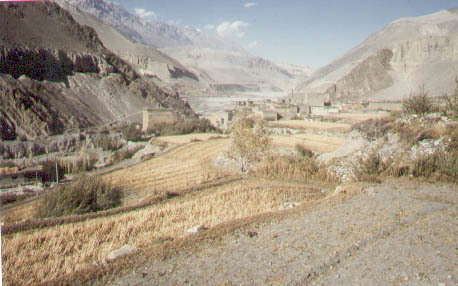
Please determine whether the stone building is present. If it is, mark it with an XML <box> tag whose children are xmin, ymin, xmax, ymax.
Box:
<box><xmin>262</xmin><ymin>110</ymin><xmax>279</xmax><ymax>121</ymax></box>
<box><xmin>142</xmin><ymin>108</ymin><xmax>179</xmax><ymax>131</ymax></box>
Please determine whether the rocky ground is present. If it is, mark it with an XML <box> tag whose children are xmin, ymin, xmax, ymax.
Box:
<box><xmin>107</xmin><ymin>180</ymin><xmax>457</xmax><ymax>286</ymax></box>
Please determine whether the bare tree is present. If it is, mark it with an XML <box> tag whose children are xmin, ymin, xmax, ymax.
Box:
<box><xmin>229</xmin><ymin>118</ymin><xmax>271</xmax><ymax>172</ymax></box>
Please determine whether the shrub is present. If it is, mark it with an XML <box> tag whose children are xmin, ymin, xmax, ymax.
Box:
<box><xmin>121</xmin><ymin>124</ymin><xmax>143</xmax><ymax>142</ymax></box>
<box><xmin>445</xmin><ymin>124</ymin><xmax>458</xmax><ymax>151</ymax></box>
<box><xmin>59</xmin><ymin>147</ymin><xmax>97</xmax><ymax>174</ymax></box>
<box><xmin>36</xmin><ymin>175</ymin><xmax>122</xmax><ymax>218</ymax></box>
<box><xmin>444</xmin><ymin>81</ymin><xmax>458</xmax><ymax>119</ymax></box>
<box><xmin>355</xmin><ymin>151</ymin><xmax>390</xmax><ymax>182</ymax></box>
<box><xmin>112</xmin><ymin>147</ymin><xmax>139</xmax><ymax>162</ymax></box>
<box><xmin>1</xmin><ymin>193</ymin><xmax>30</xmax><ymax>205</ymax></box>
<box><xmin>411</xmin><ymin>151</ymin><xmax>458</xmax><ymax>182</ymax></box>
<box><xmin>295</xmin><ymin>144</ymin><xmax>314</xmax><ymax>158</ymax></box>
<box><xmin>351</xmin><ymin>118</ymin><xmax>394</xmax><ymax>140</ymax></box>
<box><xmin>150</xmin><ymin>119</ymin><xmax>221</xmax><ymax>136</ymax></box>
<box><xmin>402</xmin><ymin>87</ymin><xmax>435</xmax><ymax>115</ymax></box>
<box><xmin>94</xmin><ymin>136</ymin><xmax>122</xmax><ymax>151</ymax></box>
<box><xmin>255</xmin><ymin>155</ymin><xmax>318</xmax><ymax>182</ymax></box>
<box><xmin>41</xmin><ymin>159</ymin><xmax>66</xmax><ymax>183</ymax></box>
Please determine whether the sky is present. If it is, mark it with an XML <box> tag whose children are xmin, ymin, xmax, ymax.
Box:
<box><xmin>116</xmin><ymin>0</ymin><xmax>458</xmax><ymax>68</ymax></box>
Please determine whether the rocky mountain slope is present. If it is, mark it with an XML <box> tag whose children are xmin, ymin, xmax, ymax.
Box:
<box><xmin>299</xmin><ymin>8</ymin><xmax>458</xmax><ymax>102</ymax></box>
<box><xmin>0</xmin><ymin>1</ymin><xmax>193</xmax><ymax>140</ymax></box>
<box><xmin>53</xmin><ymin>0</ymin><xmax>199</xmax><ymax>87</ymax></box>
<box><xmin>59</xmin><ymin>0</ymin><xmax>310</xmax><ymax>92</ymax></box>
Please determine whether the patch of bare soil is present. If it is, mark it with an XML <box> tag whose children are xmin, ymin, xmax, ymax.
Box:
<box><xmin>108</xmin><ymin>180</ymin><xmax>457</xmax><ymax>286</ymax></box>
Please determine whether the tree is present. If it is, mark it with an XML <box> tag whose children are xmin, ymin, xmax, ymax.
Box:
<box><xmin>444</xmin><ymin>81</ymin><xmax>458</xmax><ymax>119</ymax></box>
<box><xmin>229</xmin><ymin>118</ymin><xmax>271</xmax><ymax>172</ymax></box>
<box><xmin>402</xmin><ymin>86</ymin><xmax>435</xmax><ymax>115</ymax></box>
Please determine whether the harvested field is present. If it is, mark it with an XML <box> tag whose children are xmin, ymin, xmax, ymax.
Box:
<box><xmin>269</xmin><ymin>120</ymin><xmax>351</xmax><ymax>133</ymax></box>
<box><xmin>326</xmin><ymin>112</ymin><xmax>389</xmax><ymax>123</ymax></box>
<box><xmin>155</xmin><ymin>133</ymin><xmax>228</xmax><ymax>144</ymax></box>
<box><xmin>107</xmin><ymin>139</ymin><xmax>230</xmax><ymax>205</ymax></box>
<box><xmin>271</xmin><ymin>134</ymin><xmax>346</xmax><ymax>153</ymax></box>
<box><xmin>108</xmin><ymin>180</ymin><xmax>458</xmax><ymax>286</ymax></box>
<box><xmin>1</xmin><ymin>178</ymin><xmax>323</xmax><ymax>286</ymax></box>
<box><xmin>1</xmin><ymin>199</ymin><xmax>39</xmax><ymax>224</ymax></box>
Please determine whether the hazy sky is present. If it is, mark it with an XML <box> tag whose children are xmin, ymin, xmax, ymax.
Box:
<box><xmin>116</xmin><ymin>0</ymin><xmax>458</xmax><ymax>68</ymax></box>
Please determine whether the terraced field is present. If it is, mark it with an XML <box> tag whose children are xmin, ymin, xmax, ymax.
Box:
<box><xmin>2</xmin><ymin>175</ymin><xmax>323</xmax><ymax>285</ymax></box>
<box><xmin>1</xmin><ymin>128</ymin><xmax>345</xmax><ymax>286</ymax></box>
<box><xmin>107</xmin><ymin>139</ymin><xmax>230</xmax><ymax>205</ymax></box>
<box><xmin>269</xmin><ymin>120</ymin><xmax>351</xmax><ymax>132</ymax></box>
<box><xmin>271</xmin><ymin>134</ymin><xmax>346</xmax><ymax>153</ymax></box>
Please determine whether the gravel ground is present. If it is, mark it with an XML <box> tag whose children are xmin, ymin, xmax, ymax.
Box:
<box><xmin>109</xmin><ymin>180</ymin><xmax>457</xmax><ymax>286</ymax></box>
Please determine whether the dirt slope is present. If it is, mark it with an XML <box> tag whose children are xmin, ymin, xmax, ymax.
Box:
<box><xmin>109</xmin><ymin>180</ymin><xmax>457</xmax><ymax>286</ymax></box>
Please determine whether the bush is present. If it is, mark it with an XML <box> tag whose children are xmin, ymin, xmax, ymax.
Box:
<box><xmin>36</xmin><ymin>175</ymin><xmax>122</xmax><ymax>218</ymax></box>
<box><xmin>402</xmin><ymin>87</ymin><xmax>435</xmax><ymax>115</ymax></box>
<box><xmin>121</xmin><ymin>124</ymin><xmax>143</xmax><ymax>142</ymax></box>
<box><xmin>94</xmin><ymin>136</ymin><xmax>122</xmax><ymax>151</ymax></box>
<box><xmin>59</xmin><ymin>147</ymin><xmax>97</xmax><ymax>174</ymax></box>
<box><xmin>42</xmin><ymin>160</ymin><xmax>66</xmax><ymax>183</ymax></box>
<box><xmin>295</xmin><ymin>144</ymin><xmax>314</xmax><ymax>158</ymax></box>
<box><xmin>351</xmin><ymin>118</ymin><xmax>394</xmax><ymax>140</ymax></box>
<box><xmin>112</xmin><ymin>147</ymin><xmax>139</xmax><ymax>162</ymax></box>
<box><xmin>255</xmin><ymin>155</ymin><xmax>318</xmax><ymax>182</ymax></box>
<box><xmin>355</xmin><ymin>151</ymin><xmax>390</xmax><ymax>182</ymax></box>
<box><xmin>411</xmin><ymin>151</ymin><xmax>458</xmax><ymax>182</ymax></box>
<box><xmin>150</xmin><ymin>119</ymin><xmax>221</xmax><ymax>136</ymax></box>
<box><xmin>444</xmin><ymin>81</ymin><xmax>458</xmax><ymax>119</ymax></box>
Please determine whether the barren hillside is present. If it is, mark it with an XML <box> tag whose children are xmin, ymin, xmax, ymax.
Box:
<box><xmin>59</xmin><ymin>0</ymin><xmax>310</xmax><ymax>92</ymax></box>
<box><xmin>299</xmin><ymin>8</ymin><xmax>458</xmax><ymax>101</ymax></box>
<box><xmin>0</xmin><ymin>1</ymin><xmax>194</xmax><ymax>140</ymax></box>
<box><xmin>53</xmin><ymin>0</ymin><xmax>200</xmax><ymax>86</ymax></box>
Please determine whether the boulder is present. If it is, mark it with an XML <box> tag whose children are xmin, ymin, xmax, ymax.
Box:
<box><xmin>187</xmin><ymin>225</ymin><xmax>208</xmax><ymax>234</ymax></box>
<box><xmin>106</xmin><ymin>244</ymin><xmax>137</xmax><ymax>261</ymax></box>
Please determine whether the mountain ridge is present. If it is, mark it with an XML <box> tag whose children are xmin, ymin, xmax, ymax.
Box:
<box><xmin>0</xmin><ymin>1</ymin><xmax>193</xmax><ymax>140</ymax></box>
<box><xmin>60</xmin><ymin>0</ymin><xmax>310</xmax><ymax>93</ymax></box>
<box><xmin>299</xmin><ymin>8</ymin><xmax>458</xmax><ymax>102</ymax></box>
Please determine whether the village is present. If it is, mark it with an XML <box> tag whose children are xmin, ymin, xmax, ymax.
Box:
<box><xmin>212</xmin><ymin>91</ymin><xmax>404</xmax><ymax>129</ymax></box>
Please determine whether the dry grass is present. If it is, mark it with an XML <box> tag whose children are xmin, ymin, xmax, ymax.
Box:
<box><xmin>106</xmin><ymin>139</ymin><xmax>230</xmax><ymax>205</ymax></box>
<box><xmin>155</xmin><ymin>133</ymin><xmax>229</xmax><ymax>145</ymax></box>
<box><xmin>269</xmin><ymin>120</ymin><xmax>351</xmax><ymax>133</ymax></box>
<box><xmin>1</xmin><ymin>179</ymin><xmax>321</xmax><ymax>286</ymax></box>
<box><xmin>271</xmin><ymin>134</ymin><xmax>345</xmax><ymax>153</ymax></box>
<box><xmin>327</xmin><ymin>112</ymin><xmax>388</xmax><ymax>123</ymax></box>
<box><xmin>1</xmin><ymin>199</ymin><xmax>40</xmax><ymax>224</ymax></box>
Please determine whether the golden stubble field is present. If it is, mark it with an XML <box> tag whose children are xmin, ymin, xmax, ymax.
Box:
<box><xmin>1</xmin><ymin>126</ymin><xmax>346</xmax><ymax>286</ymax></box>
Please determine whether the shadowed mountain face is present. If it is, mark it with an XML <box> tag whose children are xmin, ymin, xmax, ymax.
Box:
<box><xmin>53</xmin><ymin>0</ymin><xmax>200</xmax><ymax>87</ymax></box>
<box><xmin>0</xmin><ymin>2</ymin><xmax>194</xmax><ymax>140</ymax></box>
<box><xmin>299</xmin><ymin>8</ymin><xmax>458</xmax><ymax>102</ymax></box>
<box><xmin>59</xmin><ymin>0</ymin><xmax>311</xmax><ymax>92</ymax></box>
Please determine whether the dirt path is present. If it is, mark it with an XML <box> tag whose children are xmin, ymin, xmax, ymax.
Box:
<box><xmin>108</xmin><ymin>180</ymin><xmax>457</xmax><ymax>286</ymax></box>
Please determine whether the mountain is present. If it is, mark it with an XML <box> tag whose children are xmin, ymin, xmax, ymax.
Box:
<box><xmin>0</xmin><ymin>1</ymin><xmax>193</xmax><ymax>140</ymax></box>
<box><xmin>53</xmin><ymin>0</ymin><xmax>199</xmax><ymax>87</ymax></box>
<box><xmin>59</xmin><ymin>0</ymin><xmax>309</xmax><ymax>93</ymax></box>
<box><xmin>299</xmin><ymin>8</ymin><xmax>458</xmax><ymax>102</ymax></box>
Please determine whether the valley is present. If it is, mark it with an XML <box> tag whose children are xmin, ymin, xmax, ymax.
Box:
<box><xmin>1</xmin><ymin>1</ymin><xmax>457</xmax><ymax>286</ymax></box>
